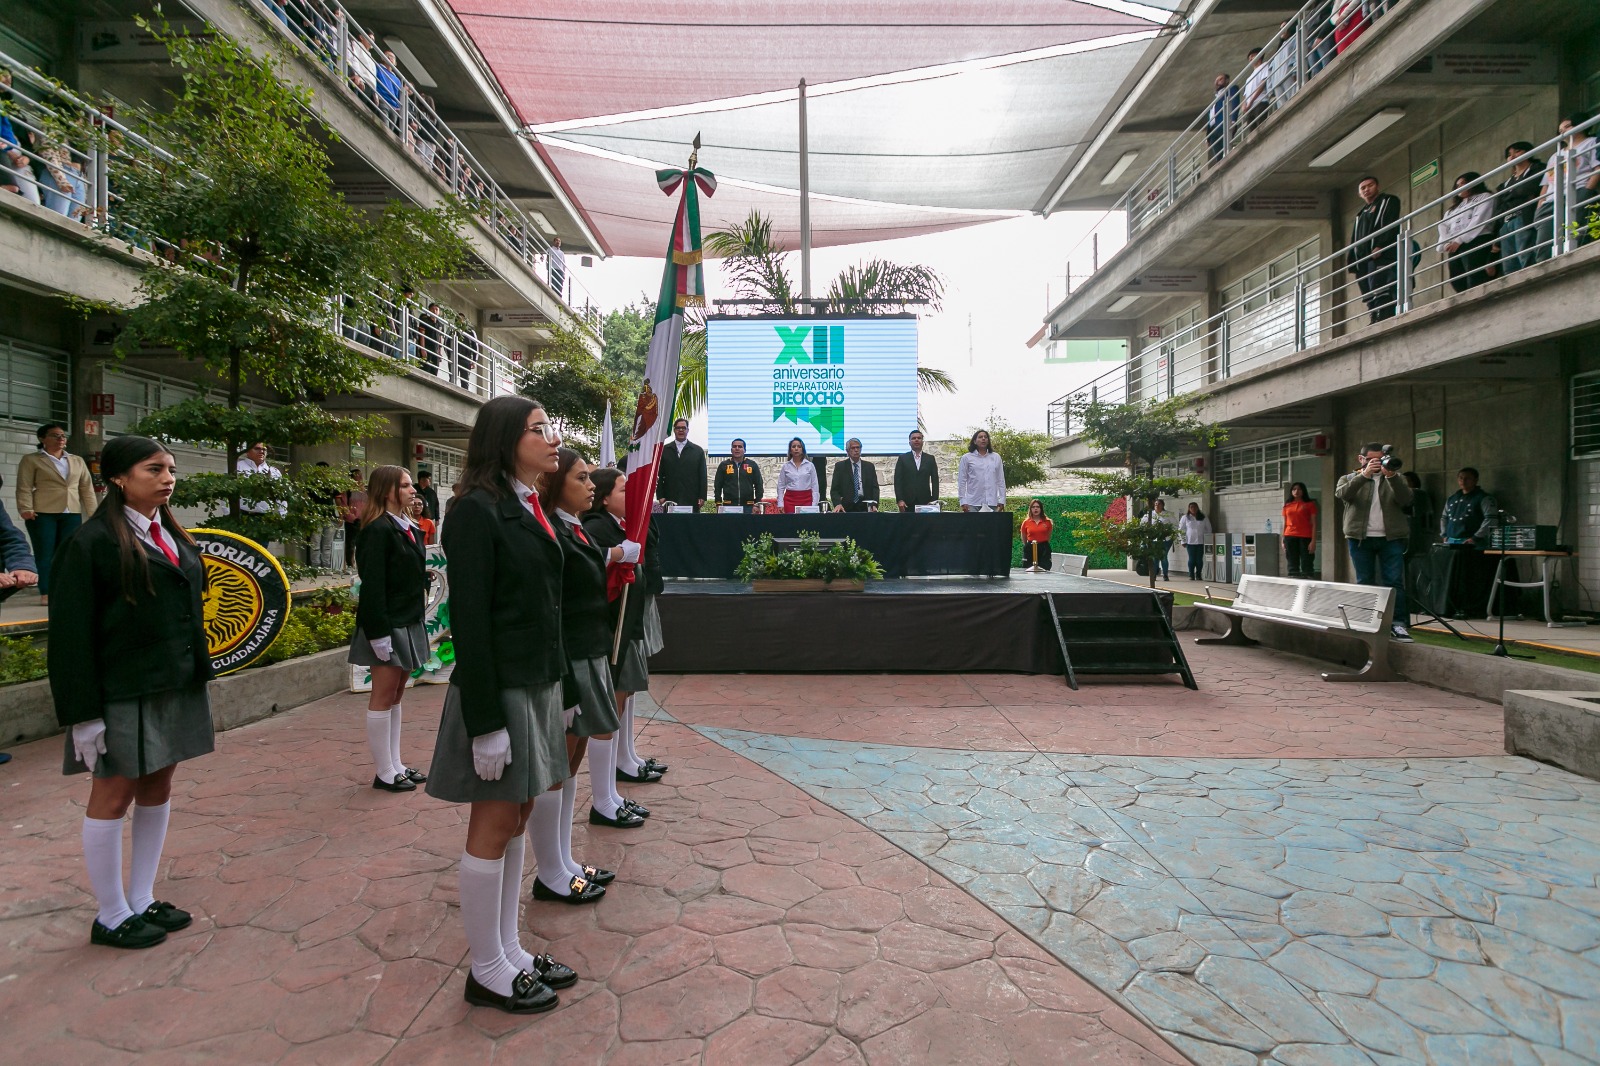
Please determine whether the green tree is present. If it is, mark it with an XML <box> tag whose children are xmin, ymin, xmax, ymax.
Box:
<box><xmin>113</xmin><ymin>21</ymin><xmax>469</xmax><ymax>546</ymax></box>
<box><xmin>974</xmin><ymin>415</ymin><xmax>1051</xmax><ymax>491</ymax></box>
<box><xmin>601</xmin><ymin>297</ymin><xmax>653</xmax><ymax>389</ymax></box>
<box><xmin>1069</xmin><ymin>396</ymin><xmax>1225</xmax><ymax>588</ymax></box>
<box><xmin>522</xmin><ymin>324</ymin><xmax>627</xmax><ymax>455</ymax></box>
<box><xmin>672</xmin><ymin>209</ymin><xmax>954</xmax><ymax>416</ymax></box>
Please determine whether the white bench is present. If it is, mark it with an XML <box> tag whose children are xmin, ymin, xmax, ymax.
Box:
<box><xmin>1060</xmin><ymin>553</ymin><xmax>1089</xmax><ymax>576</ymax></box>
<box><xmin>1194</xmin><ymin>574</ymin><xmax>1397</xmax><ymax>682</ymax></box>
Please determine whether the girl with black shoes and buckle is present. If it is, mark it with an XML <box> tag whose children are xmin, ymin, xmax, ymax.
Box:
<box><xmin>348</xmin><ymin>465</ymin><xmax>429</xmax><ymax>793</ymax></box>
<box><xmin>49</xmin><ymin>437</ymin><xmax>214</xmax><ymax>950</ymax></box>
<box><xmin>531</xmin><ymin>448</ymin><xmax>637</xmax><ymax>903</ymax></box>
<box><xmin>423</xmin><ymin>396</ymin><xmax>578</xmax><ymax>1014</ymax></box>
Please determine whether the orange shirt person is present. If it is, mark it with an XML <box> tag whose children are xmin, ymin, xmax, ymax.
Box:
<box><xmin>1020</xmin><ymin>499</ymin><xmax>1054</xmax><ymax>572</ymax></box>
<box><xmin>1281</xmin><ymin>482</ymin><xmax>1319</xmax><ymax>578</ymax></box>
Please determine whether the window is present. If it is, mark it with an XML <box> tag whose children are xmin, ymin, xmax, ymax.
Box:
<box><xmin>0</xmin><ymin>338</ymin><xmax>70</xmax><ymax>426</ymax></box>
<box><xmin>1222</xmin><ymin>239</ymin><xmax>1321</xmax><ymax>373</ymax></box>
<box><xmin>1133</xmin><ymin>306</ymin><xmax>1202</xmax><ymax>402</ymax></box>
<box><xmin>1573</xmin><ymin>371</ymin><xmax>1600</xmax><ymax>459</ymax></box>
<box><xmin>1213</xmin><ymin>431</ymin><xmax>1321</xmax><ymax>491</ymax></box>
<box><xmin>103</xmin><ymin>368</ymin><xmax>275</xmax><ymax>437</ymax></box>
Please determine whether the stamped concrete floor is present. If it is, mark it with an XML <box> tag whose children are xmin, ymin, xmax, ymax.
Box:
<box><xmin>4</xmin><ymin>640</ymin><xmax>1594</xmax><ymax>1064</ymax></box>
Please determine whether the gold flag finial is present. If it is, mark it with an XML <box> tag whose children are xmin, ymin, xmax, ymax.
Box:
<box><xmin>689</xmin><ymin>132</ymin><xmax>701</xmax><ymax>170</ymax></box>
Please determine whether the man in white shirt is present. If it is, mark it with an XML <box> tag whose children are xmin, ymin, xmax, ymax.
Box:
<box><xmin>894</xmin><ymin>429</ymin><xmax>940</xmax><ymax>510</ymax></box>
<box><xmin>236</xmin><ymin>441</ymin><xmax>286</xmax><ymax>516</ymax></box>
<box><xmin>1532</xmin><ymin>115</ymin><xmax>1600</xmax><ymax>262</ymax></box>
<box><xmin>1242</xmin><ymin>48</ymin><xmax>1270</xmax><ymax>131</ymax></box>
<box><xmin>957</xmin><ymin>430</ymin><xmax>1006</xmax><ymax>512</ymax></box>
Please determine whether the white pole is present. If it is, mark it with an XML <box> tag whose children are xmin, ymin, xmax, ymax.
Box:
<box><xmin>798</xmin><ymin>78</ymin><xmax>811</xmax><ymax>314</ymax></box>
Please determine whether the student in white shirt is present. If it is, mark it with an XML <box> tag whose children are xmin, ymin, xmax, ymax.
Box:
<box><xmin>1437</xmin><ymin>172</ymin><xmax>1497</xmax><ymax>292</ymax></box>
<box><xmin>775</xmin><ymin>437</ymin><xmax>821</xmax><ymax>512</ymax></box>
<box><xmin>236</xmin><ymin>441</ymin><xmax>286</xmax><ymax>516</ymax></box>
<box><xmin>1178</xmin><ymin>503</ymin><xmax>1213</xmax><ymax>581</ymax></box>
<box><xmin>957</xmin><ymin>430</ymin><xmax>1006</xmax><ymax>512</ymax></box>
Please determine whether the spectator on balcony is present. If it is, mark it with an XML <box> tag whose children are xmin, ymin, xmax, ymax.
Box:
<box><xmin>0</xmin><ymin>71</ymin><xmax>42</xmax><ymax>206</ymax></box>
<box><xmin>1438</xmin><ymin>172</ymin><xmax>1497</xmax><ymax>293</ymax></box>
<box><xmin>376</xmin><ymin>51</ymin><xmax>404</xmax><ymax>136</ymax></box>
<box><xmin>1205</xmin><ymin>73</ymin><xmax>1241</xmax><ymax>163</ymax></box>
<box><xmin>1268</xmin><ymin>20</ymin><xmax>1301</xmax><ymax>109</ymax></box>
<box><xmin>1306</xmin><ymin>1</ymin><xmax>1336</xmax><ymax>74</ymax></box>
<box><xmin>1346</xmin><ymin>176</ymin><xmax>1403</xmax><ymax>323</ymax></box>
<box><xmin>548</xmin><ymin>237</ymin><xmax>567</xmax><ymax>300</ymax></box>
<box><xmin>1332</xmin><ymin>0</ymin><xmax>1368</xmax><ymax>55</ymax></box>
<box><xmin>457</xmin><ymin>320</ymin><xmax>481</xmax><ymax>391</ymax></box>
<box><xmin>418</xmin><ymin>302</ymin><xmax>444</xmax><ymax>375</ymax></box>
<box><xmin>346</xmin><ymin>30</ymin><xmax>380</xmax><ymax>110</ymax></box>
<box><xmin>1532</xmin><ymin>116</ymin><xmax>1600</xmax><ymax>262</ymax></box>
<box><xmin>1241</xmin><ymin>50</ymin><xmax>1270</xmax><ymax>133</ymax></box>
<box><xmin>1492</xmin><ymin>142</ymin><xmax>1543</xmax><ymax>273</ymax></box>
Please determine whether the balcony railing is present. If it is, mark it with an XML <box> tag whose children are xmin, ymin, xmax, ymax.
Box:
<box><xmin>0</xmin><ymin>50</ymin><xmax>522</xmax><ymax>402</ymax></box>
<box><xmin>1047</xmin><ymin>112</ymin><xmax>1600</xmax><ymax>440</ymax></box>
<box><xmin>258</xmin><ymin>0</ymin><xmax>600</xmax><ymax>333</ymax></box>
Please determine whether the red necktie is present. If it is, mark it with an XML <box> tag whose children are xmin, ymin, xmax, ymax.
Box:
<box><xmin>525</xmin><ymin>493</ymin><xmax>556</xmax><ymax>540</ymax></box>
<box><xmin>149</xmin><ymin>522</ymin><xmax>180</xmax><ymax>567</ymax></box>
<box><xmin>572</xmin><ymin>523</ymin><xmax>590</xmax><ymax>546</ymax></box>
<box><xmin>403</xmin><ymin>524</ymin><xmax>416</xmax><ymax>544</ymax></box>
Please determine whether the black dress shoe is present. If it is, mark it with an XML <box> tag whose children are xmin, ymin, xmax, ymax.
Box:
<box><xmin>642</xmin><ymin>757</ymin><xmax>669</xmax><ymax>774</ymax></box>
<box><xmin>140</xmin><ymin>901</ymin><xmax>193</xmax><ymax>932</ymax></box>
<box><xmin>91</xmin><ymin>914</ymin><xmax>167</xmax><ymax>950</ymax></box>
<box><xmin>581</xmin><ymin>864</ymin><xmax>616</xmax><ymax>886</ymax></box>
<box><xmin>530</xmin><ymin>953</ymin><xmax>578</xmax><ymax>989</ymax></box>
<box><xmin>464</xmin><ymin>969</ymin><xmax>558</xmax><ymax>1014</ymax></box>
<box><xmin>402</xmin><ymin>767</ymin><xmax>427</xmax><ymax>784</ymax></box>
<box><xmin>531</xmin><ymin>874</ymin><xmax>605</xmax><ymax>904</ymax></box>
<box><xmin>588</xmin><ymin>805</ymin><xmax>645</xmax><ymax>829</ymax></box>
<box><xmin>616</xmin><ymin>764</ymin><xmax>664</xmax><ymax>784</ymax></box>
<box><xmin>622</xmin><ymin>798</ymin><xmax>651</xmax><ymax>818</ymax></box>
<box><xmin>372</xmin><ymin>773</ymin><xmax>416</xmax><ymax>793</ymax></box>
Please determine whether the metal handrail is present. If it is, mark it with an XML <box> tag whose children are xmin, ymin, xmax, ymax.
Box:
<box><xmin>257</xmin><ymin>0</ymin><xmax>601</xmax><ymax>333</ymax></box>
<box><xmin>0</xmin><ymin>50</ymin><xmax>521</xmax><ymax>401</ymax></box>
<box><xmin>1047</xmin><ymin>112</ymin><xmax>1600</xmax><ymax>439</ymax></box>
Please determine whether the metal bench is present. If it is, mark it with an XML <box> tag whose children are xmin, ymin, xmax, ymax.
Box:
<box><xmin>1059</xmin><ymin>553</ymin><xmax>1089</xmax><ymax>576</ymax></box>
<box><xmin>1193</xmin><ymin>574</ymin><xmax>1397</xmax><ymax>682</ymax></box>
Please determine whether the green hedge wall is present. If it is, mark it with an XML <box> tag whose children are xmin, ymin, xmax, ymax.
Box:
<box><xmin>937</xmin><ymin>494</ymin><xmax>1122</xmax><ymax>569</ymax></box>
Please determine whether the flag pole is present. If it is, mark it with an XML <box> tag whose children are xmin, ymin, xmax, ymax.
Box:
<box><xmin>798</xmin><ymin>78</ymin><xmax>811</xmax><ymax>315</ymax></box>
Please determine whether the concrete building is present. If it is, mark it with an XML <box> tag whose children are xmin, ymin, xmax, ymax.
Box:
<box><xmin>1042</xmin><ymin>0</ymin><xmax>1600</xmax><ymax>611</ymax></box>
<box><xmin>0</xmin><ymin>0</ymin><xmax>601</xmax><ymax>529</ymax></box>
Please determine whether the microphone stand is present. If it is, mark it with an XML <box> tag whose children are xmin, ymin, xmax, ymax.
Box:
<box><xmin>1486</xmin><ymin>508</ymin><xmax>1532</xmax><ymax>659</ymax></box>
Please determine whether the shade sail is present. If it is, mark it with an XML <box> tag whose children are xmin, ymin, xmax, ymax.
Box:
<box><xmin>444</xmin><ymin>2</ymin><xmax>1183</xmax><ymax>255</ymax></box>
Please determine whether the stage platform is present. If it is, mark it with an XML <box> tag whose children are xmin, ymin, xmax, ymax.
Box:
<box><xmin>649</xmin><ymin>573</ymin><xmax>1194</xmax><ymax>684</ymax></box>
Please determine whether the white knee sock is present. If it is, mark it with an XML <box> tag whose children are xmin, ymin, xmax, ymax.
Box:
<box><xmin>531</xmin><ymin>789</ymin><xmax>570</xmax><ymax>894</ymax></box>
<box><xmin>559</xmin><ymin>774</ymin><xmax>584</xmax><ymax>878</ymax></box>
<box><xmin>460</xmin><ymin>852</ymin><xmax>518</xmax><ymax>995</ymax></box>
<box><xmin>389</xmin><ymin>703</ymin><xmax>405</xmax><ymax>774</ymax></box>
<box><xmin>616</xmin><ymin>697</ymin><xmax>643</xmax><ymax>775</ymax></box>
<box><xmin>82</xmin><ymin>816</ymin><xmax>133</xmax><ymax>929</ymax></box>
<box><xmin>499</xmin><ymin>834</ymin><xmax>536</xmax><ymax>971</ymax></box>
<box><xmin>127</xmin><ymin>801</ymin><xmax>171</xmax><ymax>914</ymax></box>
<box><xmin>367</xmin><ymin>710</ymin><xmax>398</xmax><ymax>782</ymax></box>
<box><xmin>588</xmin><ymin>738</ymin><xmax>621</xmax><ymax>818</ymax></box>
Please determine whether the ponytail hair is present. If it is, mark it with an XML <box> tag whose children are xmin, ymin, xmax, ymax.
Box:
<box><xmin>98</xmin><ymin>436</ymin><xmax>192</xmax><ymax>604</ymax></box>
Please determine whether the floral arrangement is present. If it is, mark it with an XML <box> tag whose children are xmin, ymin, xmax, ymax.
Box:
<box><xmin>734</xmin><ymin>531</ymin><xmax>884</xmax><ymax>583</ymax></box>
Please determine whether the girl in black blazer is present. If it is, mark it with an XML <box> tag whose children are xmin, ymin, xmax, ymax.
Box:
<box><xmin>349</xmin><ymin>465</ymin><xmax>430</xmax><ymax>793</ymax></box>
<box><xmin>423</xmin><ymin>395</ymin><xmax>577</xmax><ymax>1015</ymax></box>
<box><xmin>49</xmin><ymin>436</ymin><xmax>214</xmax><ymax>952</ymax></box>
<box><xmin>583</xmin><ymin>469</ymin><xmax>668</xmax><ymax>802</ymax></box>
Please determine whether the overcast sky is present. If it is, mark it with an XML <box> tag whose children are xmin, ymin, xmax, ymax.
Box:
<box><xmin>572</xmin><ymin>210</ymin><xmax>1127</xmax><ymax>443</ymax></box>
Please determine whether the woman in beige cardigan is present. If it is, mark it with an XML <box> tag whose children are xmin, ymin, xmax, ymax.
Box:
<box><xmin>17</xmin><ymin>422</ymin><xmax>98</xmax><ymax>604</ymax></box>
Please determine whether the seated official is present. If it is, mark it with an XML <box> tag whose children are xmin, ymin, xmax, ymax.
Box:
<box><xmin>894</xmin><ymin>429</ymin><xmax>939</xmax><ymax>511</ymax></box>
<box><xmin>775</xmin><ymin>437</ymin><xmax>820</xmax><ymax>512</ymax></box>
<box><xmin>712</xmin><ymin>439</ymin><xmax>763</xmax><ymax>511</ymax></box>
<box><xmin>829</xmin><ymin>438</ymin><xmax>879</xmax><ymax>512</ymax></box>
<box><xmin>1020</xmin><ymin>499</ymin><xmax>1053</xmax><ymax>571</ymax></box>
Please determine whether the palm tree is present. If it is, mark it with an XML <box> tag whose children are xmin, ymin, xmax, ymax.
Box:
<box><xmin>674</xmin><ymin>210</ymin><xmax>954</xmax><ymax>417</ymax></box>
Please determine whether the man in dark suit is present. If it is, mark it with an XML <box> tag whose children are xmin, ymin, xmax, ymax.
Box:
<box><xmin>829</xmin><ymin>438</ymin><xmax>880</xmax><ymax>512</ymax></box>
<box><xmin>415</xmin><ymin>471</ymin><xmax>441</xmax><ymax>520</ymax></box>
<box><xmin>655</xmin><ymin>418</ymin><xmax>707</xmax><ymax>510</ymax></box>
<box><xmin>1205</xmin><ymin>72</ymin><xmax>1241</xmax><ymax>163</ymax></box>
<box><xmin>712</xmin><ymin>438</ymin><xmax>764</xmax><ymax>511</ymax></box>
<box><xmin>1346</xmin><ymin>175</ymin><xmax>1403</xmax><ymax>323</ymax></box>
<box><xmin>893</xmin><ymin>429</ymin><xmax>940</xmax><ymax>511</ymax></box>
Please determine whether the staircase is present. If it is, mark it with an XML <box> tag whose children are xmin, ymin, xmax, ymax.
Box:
<box><xmin>1044</xmin><ymin>591</ymin><xmax>1197</xmax><ymax>690</ymax></box>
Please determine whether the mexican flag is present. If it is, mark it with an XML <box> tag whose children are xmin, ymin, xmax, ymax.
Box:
<box><xmin>609</xmin><ymin>160</ymin><xmax>716</xmax><ymax>604</ymax></box>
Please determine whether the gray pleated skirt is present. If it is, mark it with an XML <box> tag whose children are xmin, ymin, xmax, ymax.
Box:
<box><xmin>348</xmin><ymin>620</ymin><xmax>431</xmax><ymax>672</ymax></box>
<box><xmin>612</xmin><ymin>638</ymin><xmax>650</xmax><ymax>693</ymax></box>
<box><xmin>425</xmin><ymin>681</ymin><xmax>569</xmax><ymax>804</ymax></box>
<box><xmin>63</xmin><ymin>683</ymin><xmax>214</xmax><ymax>778</ymax></box>
<box><xmin>644</xmin><ymin>595</ymin><xmax>664</xmax><ymax>656</ymax></box>
<box><xmin>566</xmin><ymin>655</ymin><xmax>621</xmax><ymax>737</ymax></box>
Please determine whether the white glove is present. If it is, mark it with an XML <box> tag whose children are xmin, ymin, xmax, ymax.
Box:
<box><xmin>618</xmin><ymin>539</ymin><xmax>642</xmax><ymax>564</ymax></box>
<box><xmin>369</xmin><ymin>636</ymin><xmax>393</xmax><ymax>661</ymax></box>
<box><xmin>72</xmin><ymin>719</ymin><xmax>108</xmax><ymax>773</ymax></box>
<box><xmin>471</xmin><ymin>729</ymin><xmax>512</xmax><ymax>782</ymax></box>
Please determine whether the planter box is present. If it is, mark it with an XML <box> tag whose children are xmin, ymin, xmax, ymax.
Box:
<box><xmin>750</xmin><ymin>578</ymin><xmax>866</xmax><ymax>593</ymax></box>
<box><xmin>0</xmin><ymin>645</ymin><xmax>352</xmax><ymax>746</ymax></box>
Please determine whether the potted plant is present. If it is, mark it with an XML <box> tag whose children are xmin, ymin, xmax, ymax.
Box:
<box><xmin>734</xmin><ymin>531</ymin><xmax>883</xmax><ymax>592</ymax></box>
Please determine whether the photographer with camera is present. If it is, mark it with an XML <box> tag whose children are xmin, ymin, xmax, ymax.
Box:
<box><xmin>1335</xmin><ymin>442</ymin><xmax>1415</xmax><ymax>642</ymax></box>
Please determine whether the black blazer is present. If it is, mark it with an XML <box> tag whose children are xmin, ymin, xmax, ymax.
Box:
<box><xmin>48</xmin><ymin>512</ymin><xmax>213</xmax><ymax>728</ymax></box>
<box><xmin>582</xmin><ymin>511</ymin><xmax>661</xmax><ymax>640</ymax></box>
<box><xmin>656</xmin><ymin>441</ymin><xmax>707</xmax><ymax>507</ymax></box>
<box><xmin>441</xmin><ymin>489</ymin><xmax>565</xmax><ymax>737</ymax></box>
<box><xmin>354</xmin><ymin>516</ymin><xmax>428</xmax><ymax>637</ymax></box>
<box><xmin>829</xmin><ymin>458</ymin><xmax>881</xmax><ymax>510</ymax></box>
<box><xmin>893</xmin><ymin>451</ymin><xmax>940</xmax><ymax>508</ymax></box>
<box><xmin>555</xmin><ymin>517</ymin><xmax>611</xmax><ymax>661</ymax></box>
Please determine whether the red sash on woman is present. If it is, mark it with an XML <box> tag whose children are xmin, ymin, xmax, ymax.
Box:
<box><xmin>782</xmin><ymin>489</ymin><xmax>814</xmax><ymax>514</ymax></box>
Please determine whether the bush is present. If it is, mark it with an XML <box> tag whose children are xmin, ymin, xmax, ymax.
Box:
<box><xmin>0</xmin><ymin>636</ymin><xmax>47</xmax><ymax>686</ymax></box>
<box><xmin>935</xmin><ymin>494</ymin><xmax>1124</xmax><ymax>569</ymax></box>
<box><xmin>734</xmin><ymin>531</ymin><xmax>884</xmax><ymax>582</ymax></box>
<box><xmin>259</xmin><ymin>605</ymin><xmax>356</xmax><ymax>666</ymax></box>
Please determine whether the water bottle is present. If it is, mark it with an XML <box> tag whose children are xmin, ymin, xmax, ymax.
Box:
<box><xmin>1264</xmin><ymin>518</ymin><xmax>1273</xmax><ymax>533</ymax></box>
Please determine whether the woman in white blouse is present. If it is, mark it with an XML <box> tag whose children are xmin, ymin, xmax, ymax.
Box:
<box><xmin>1437</xmin><ymin>172</ymin><xmax>1497</xmax><ymax>293</ymax></box>
<box><xmin>958</xmin><ymin>430</ymin><xmax>1006</xmax><ymax>512</ymax></box>
<box><xmin>774</xmin><ymin>437</ymin><xmax>820</xmax><ymax>512</ymax></box>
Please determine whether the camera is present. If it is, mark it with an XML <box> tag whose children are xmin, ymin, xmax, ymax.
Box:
<box><xmin>1379</xmin><ymin>444</ymin><xmax>1403</xmax><ymax>472</ymax></box>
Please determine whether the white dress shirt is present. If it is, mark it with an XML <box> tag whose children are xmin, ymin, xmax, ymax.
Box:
<box><xmin>236</xmin><ymin>456</ymin><xmax>285</xmax><ymax>515</ymax></box>
<box><xmin>123</xmin><ymin>506</ymin><xmax>176</xmax><ymax>558</ymax></box>
<box><xmin>774</xmin><ymin>459</ymin><xmax>819</xmax><ymax>505</ymax></box>
<box><xmin>511</xmin><ymin>478</ymin><xmax>540</xmax><ymax>518</ymax></box>
<box><xmin>41</xmin><ymin>448</ymin><xmax>70</xmax><ymax>480</ymax></box>
<box><xmin>957</xmin><ymin>451</ymin><xmax>1005</xmax><ymax>509</ymax></box>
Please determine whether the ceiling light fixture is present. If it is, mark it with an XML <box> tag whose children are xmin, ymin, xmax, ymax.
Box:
<box><xmin>1107</xmin><ymin>294</ymin><xmax>1142</xmax><ymax>313</ymax></box>
<box><xmin>1100</xmin><ymin>151</ymin><xmax>1139</xmax><ymax>186</ymax></box>
<box><xmin>1308</xmin><ymin>107</ymin><xmax>1405</xmax><ymax>168</ymax></box>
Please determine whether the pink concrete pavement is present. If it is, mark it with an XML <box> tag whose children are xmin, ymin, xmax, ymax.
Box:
<box><xmin>0</xmin><ymin>682</ymin><xmax>1184</xmax><ymax>1065</ymax></box>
